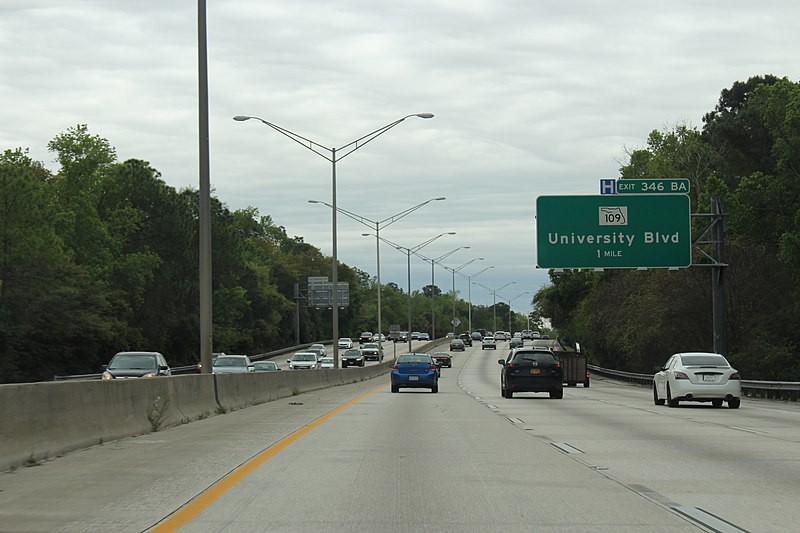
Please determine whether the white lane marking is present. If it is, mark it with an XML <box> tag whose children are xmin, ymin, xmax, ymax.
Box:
<box><xmin>550</xmin><ymin>442</ymin><xmax>584</xmax><ymax>454</ymax></box>
<box><xmin>672</xmin><ymin>507</ymin><xmax>750</xmax><ymax>533</ymax></box>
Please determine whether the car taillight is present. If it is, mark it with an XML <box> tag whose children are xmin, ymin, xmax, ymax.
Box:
<box><xmin>429</xmin><ymin>365</ymin><xmax>438</xmax><ymax>371</ymax></box>
<box><xmin>730</xmin><ymin>372</ymin><xmax>741</xmax><ymax>380</ymax></box>
<box><xmin>392</xmin><ymin>365</ymin><xmax>398</xmax><ymax>370</ymax></box>
<box><xmin>674</xmin><ymin>371</ymin><xmax>689</xmax><ymax>380</ymax></box>
<box><xmin>555</xmin><ymin>362</ymin><xmax>561</xmax><ymax>368</ymax></box>
<box><xmin>507</xmin><ymin>363</ymin><xmax>514</xmax><ymax>368</ymax></box>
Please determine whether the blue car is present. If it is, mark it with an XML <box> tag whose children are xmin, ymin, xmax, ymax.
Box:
<box><xmin>391</xmin><ymin>353</ymin><xmax>439</xmax><ymax>393</ymax></box>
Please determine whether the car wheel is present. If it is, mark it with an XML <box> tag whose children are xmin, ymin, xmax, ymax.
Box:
<box><xmin>667</xmin><ymin>384</ymin><xmax>679</xmax><ymax>407</ymax></box>
<box><xmin>584</xmin><ymin>378</ymin><xmax>590</xmax><ymax>388</ymax></box>
<box><xmin>653</xmin><ymin>384</ymin><xmax>665</xmax><ymax>405</ymax></box>
<box><xmin>431</xmin><ymin>385</ymin><xmax>438</xmax><ymax>393</ymax></box>
<box><xmin>728</xmin><ymin>398</ymin><xmax>741</xmax><ymax>409</ymax></box>
<box><xmin>361</xmin><ymin>361</ymin><xmax>365</xmax><ymax>367</ymax></box>
<box><xmin>550</xmin><ymin>389</ymin><xmax>563</xmax><ymax>399</ymax></box>
<box><xmin>391</xmin><ymin>384</ymin><xmax>399</xmax><ymax>393</ymax></box>
<box><xmin>712</xmin><ymin>399</ymin><xmax>724</xmax><ymax>408</ymax></box>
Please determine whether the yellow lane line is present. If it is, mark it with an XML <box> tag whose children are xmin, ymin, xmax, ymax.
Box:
<box><xmin>149</xmin><ymin>383</ymin><xmax>387</xmax><ymax>532</ymax></box>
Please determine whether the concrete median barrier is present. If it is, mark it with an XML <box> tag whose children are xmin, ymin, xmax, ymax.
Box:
<box><xmin>0</xmin><ymin>376</ymin><xmax>219</xmax><ymax>472</ymax></box>
<box><xmin>1</xmin><ymin>357</ymin><xmax>401</xmax><ymax>473</ymax></box>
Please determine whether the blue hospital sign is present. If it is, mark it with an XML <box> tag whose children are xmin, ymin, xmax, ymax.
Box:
<box><xmin>600</xmin><ymin>179</ymin><xmax>617</xmax><ymax>195</ymax></box>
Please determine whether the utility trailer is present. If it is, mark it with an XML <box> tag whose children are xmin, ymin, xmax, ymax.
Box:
<box><xmin>553</xmin><ymin>350</ymin><xmax>590</xmax><ymax>387</ymax></box>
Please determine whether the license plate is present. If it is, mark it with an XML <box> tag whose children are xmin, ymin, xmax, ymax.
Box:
<box><xmin>409</xmin><ymin>375</ymin><xmax>419</xmax><ymax>381</ymax></box>
<box><xmin>702</xmin><ymin>375</ymin><xmax>716</xmax><ymax>382</ymax></box>
<box><xmin>530</xmin><ymin>369</ymin><xmax>540</xmax><ymax>375</ymax></box>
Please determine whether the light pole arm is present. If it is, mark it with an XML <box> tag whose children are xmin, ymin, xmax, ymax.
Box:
<box><xmin>234</xmin><ymin>112</ymin><xmax>433</xmax><ymax>163</ymax></box>
<box><xmin>335</xmin><ymin>113</ymin><xmax>434</xmax><ymax>161</ymax></box>
<box><xmin>475</xmin><ymin>282</ymin><xmax>493</xmax><ymax>293</ymax></box>
<box><xmin>233</xmin><ymin>115</ymin><xmax>333</xmax><ymax>161</ymax></box>
<box><xmin>455</xmin><ymin>257</ymin><xmax>484</xmax><ymax>272</ymax></box>
<box><xmin>379</xmin><ymin>197</ymin><xmax>446</xmax><ymax>228</ymax></box>
<box><xmin>411</xmin><ymin>232</ymin><xmax>454</xmax><ymax>254</ymax></box>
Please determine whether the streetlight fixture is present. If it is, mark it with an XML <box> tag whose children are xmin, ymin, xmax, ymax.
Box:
<box><xmin>477</xmin><ymin>281</ymin><xmax>517</xmax><ymax>333</ymax></box>
<box><xmin>308</xmin><ymin>197</ymin><xmax>445</xmax><ymax>350</ymax></box>
<box><xmin>364</xmin><ymin>232</ymin><xmax>455</xmax><ymax>352</ymax></box>
<box><xmin>234</xmin><ymin>113</ymin><xmax>434</xmax><ymax>367</ymax></box>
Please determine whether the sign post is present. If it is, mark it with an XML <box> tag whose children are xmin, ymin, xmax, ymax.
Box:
<box><xmin>536</xmin><ymin>195</ymin><xmax>691</xmax><ymax>269</ymax></box>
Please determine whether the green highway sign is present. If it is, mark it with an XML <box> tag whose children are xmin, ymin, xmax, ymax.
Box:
<box><xmin>536</xmin><ymin>195</ymin><xmax>691</xmax><ymax>269</ymax></box>
<box><xmin>616</xmin><ymin>179</ymin><xmax>690</xmax><ymax>195</ymax></box>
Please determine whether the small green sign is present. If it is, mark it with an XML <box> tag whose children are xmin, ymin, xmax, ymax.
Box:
<box><xmin>536</xmin><ymin>195</ymin><xmax>691</xmax><ymax>269</ymax></box>
<box><xmin>616</xmin><ymin>179</ymin><xmax>690</xmax><ymax>195</ymax></box>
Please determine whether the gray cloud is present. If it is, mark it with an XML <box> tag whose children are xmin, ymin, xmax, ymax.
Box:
<box><xmin>3</xmin><ymin>0</ymin><xmax>799</xmax><ymax>306</ymax></box>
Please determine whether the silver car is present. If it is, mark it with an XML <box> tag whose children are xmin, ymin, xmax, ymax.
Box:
<box><xmin>653</xmin><ymin>352</ymin><xmax>741</xmax><ymax>408</ymax></box>
<box><xmin>212</xmin><ymin>355</ymin><xmax>254</xmax><ymax>374</ymax></box>
<box><xmin>287</xmin><ymin>352</ymin><xmax>319</xmax><ymax>370</ymax></box>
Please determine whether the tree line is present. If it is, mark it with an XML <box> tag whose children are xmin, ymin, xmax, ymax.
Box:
<box><xmin>0</xmin><ymin>127</ymin><xmax>534</xmax><ymax>383</ymax></box>
<box><xmin>533</xmin><ymin>75</ymin><xmax>800</xmax><ymax>381</ymax></box>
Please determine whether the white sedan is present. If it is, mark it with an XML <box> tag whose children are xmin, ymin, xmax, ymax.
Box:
<box><xmin>653</xmin><ymin>352</ymin><xmax>741</xmax><ymax>408</ymax></box>
<box><xmin>337</xmin><ymin>338</ymin><xmax>353</xmax><ymax>349</ymax></box>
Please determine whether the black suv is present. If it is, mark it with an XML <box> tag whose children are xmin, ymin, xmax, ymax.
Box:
<box><xmin>341</xmin><ymin>348</ymin><xmax>365</xmax><ymax>368</ymax></box>
<box><xmin>102</xmin><ymin>351</ymin><xmax>171</xmax><ymax>379</ymax></box>
<box><xmin>459</xmin><ymin>333</ymin><xmax>473</xmax><ymax>347</ymax></box>
<box><xmin>498</xmin><ymin>349</ymin><xmax>563</xmax><ymax>399</ymax></box>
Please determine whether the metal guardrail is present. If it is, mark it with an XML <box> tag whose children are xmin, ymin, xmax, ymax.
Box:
<box><xmin>587</xmin><ymin>364</ymin><xmax>800</xmax><ymax>401</ymax></box>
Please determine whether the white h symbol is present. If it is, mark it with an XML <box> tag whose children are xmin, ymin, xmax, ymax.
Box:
<box><xmin>600</xmin><ymin>179</ymin><xmax>616</xmax><ymax>195</ymax></box>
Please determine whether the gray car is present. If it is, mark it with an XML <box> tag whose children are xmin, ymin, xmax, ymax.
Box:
<box><xmin>287</xmin><ymin>352</ymin><xmax>319</xmax><ymax>370</ymax></box>
<box><xmin>212</xmin><ymin>355</ymin><xmax>254</xmax><ymax>374</ymax></box>
<box><xmin>102</xmin><ymin>351</ymin><xmax>171</xmax><ymax>380</ymax></box>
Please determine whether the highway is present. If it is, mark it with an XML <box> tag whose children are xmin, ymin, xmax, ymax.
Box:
<box><xmin>1</xmin><ymin>341</ymin><xmax>798</xmax><ymax>532</ymax></box>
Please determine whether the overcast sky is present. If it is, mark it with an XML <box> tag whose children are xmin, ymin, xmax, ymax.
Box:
<box><xmin>3</xmin><ymin>1</ymin><xmax>800</xmax><ymax>310</ymax></box>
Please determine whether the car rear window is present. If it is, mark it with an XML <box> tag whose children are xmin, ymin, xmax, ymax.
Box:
<box><xmin>680</xmin><ymin>354</ymin><xmax>728</xmax><ymax>366</ymax></box>
<box><xmin>511</xmin><ymin>351</ymin><xmax>556</xmax><ymax>365</ymax></box>
<box><xmin>397</xmin><ymin>354</ymin><xmax>431</xmax><ymax>364</ymax></box>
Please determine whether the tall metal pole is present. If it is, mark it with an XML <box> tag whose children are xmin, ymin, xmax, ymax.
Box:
<box><xmin>375</xmin><ymin>221</ymin><xmax>382</xmax><ymax>348</ymax></box>
<box><xmin>331</xmin><ymin>149</ymin><xmax>339</xmax><ymax>365</ymax></box>
<box><xmin>712</xmin><ymin>197</ymin><xmax>726</xmax><ymax>355</ymax></box>
<box><xmin>234</xmin><ymin>113</ymin><xmax>434</xmax><ymax>368</ymax></box>
<box><xmin>430</xmin><ymin>259</ymin><xmax>436</xmax><ymax>339</ymax></box>
<box><xmin>467</xmin><ymin>277</ymin><xmax>472</xmax><ymax>333</ymax></box>
<box><xmin>197</xmin><ymin>0</ymin><xmax>213</xmax><ymax>374</ymax></box>
<box><xmin>406</xmin><ymin>248</ymin><xmax>412</xmax><ymax>353</ymax></box>
<box><xmin>451</xmin><ymin>267</ymin><xmax>456</xmax><ymax>333</ymax></box>
<box><xmin>311</xmin><ymin>197</ymin><xmax>445</xmax><ymax>353</ymax></box>
<box><xmin>492</xmin><ymin>290</ymin><xmax>497</xmax><ymax>333</ymax></box>
<box><xmin>465</xmin><ymin>266</ymin><xmax>494</xmax><ymax>333</ymax></box>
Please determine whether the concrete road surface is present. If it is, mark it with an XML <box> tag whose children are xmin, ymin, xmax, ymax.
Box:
<box><xmin>1</xmin><ymin>342</ymin><xmax>798</xmax><ymax>532</ymax></box>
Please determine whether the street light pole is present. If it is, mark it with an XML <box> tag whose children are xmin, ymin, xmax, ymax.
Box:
<box><xmin>234</xmin><ymin>113</ymin><xmax>434</xmax><ymax>367</ymax></box>
<box><xmin>366</xmin><ymin>232</ymin><xmax>455</xmax><ymax>352</ymax></box>
<box><xmin>198</xmin><ymin>0</ymin><xmax>212</xmax><ymax>373</ymax></box>
<box><xmin>425</xmin><ymin>246</ymin><xmax>469</xmax><ymax>339</ymax></box>
<box><xmin>439</xmin><ymin>257</ymin><xmax>484</xmax><ymax>335</ymax></box>
<box><xmin>464</xmin><ymin>266</ymin><xmax>494</xmax><ymax>333</ymax></box>
<box><xmin>477</xmin><ymin>281</ymin><xmax>516</xmax><ymax>333</ymax></box>
<box><xmin>309</xmin><ymin>197</ymin><xmax>445</xmax><ymax>351</ymax></box>
<box><xmin>508</xmin><ymin>291</ymin><xmax>531</xmax><ymax>333</ymax></box>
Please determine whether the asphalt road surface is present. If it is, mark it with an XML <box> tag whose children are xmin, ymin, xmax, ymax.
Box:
<box><xmin>2</xmin><ymin>341</ymin><xmax>798</xmax><ymax>532</ymax></box>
